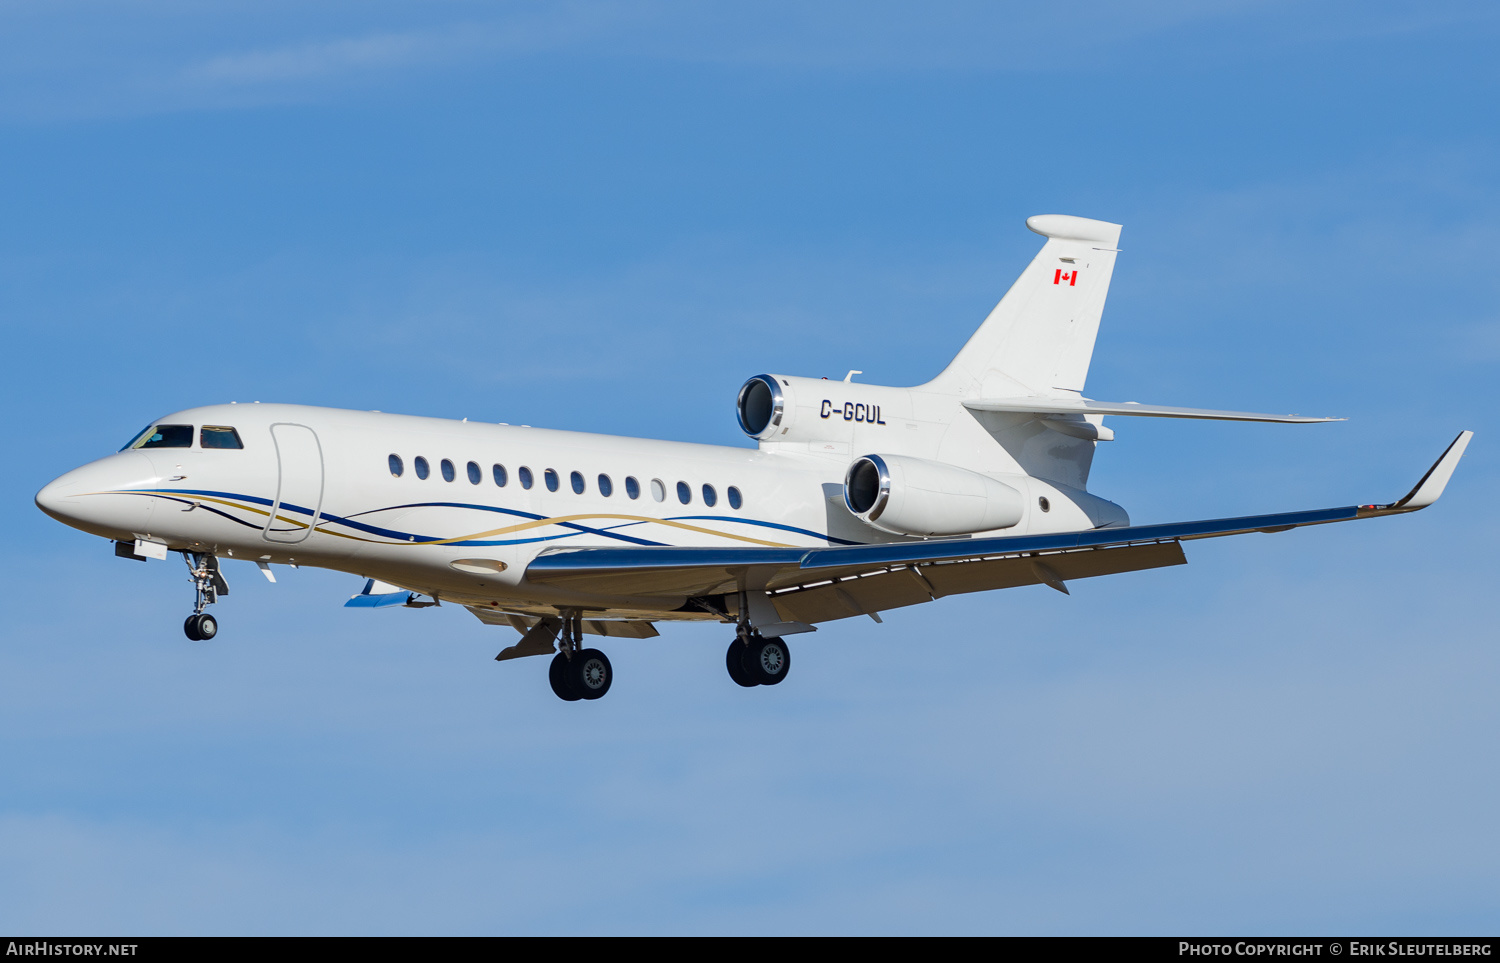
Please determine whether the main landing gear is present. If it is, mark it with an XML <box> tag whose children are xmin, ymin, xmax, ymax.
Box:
<box><xmin>182</xmin><ymin>552</ymin><xmax>227</xmax><ymax>641</ymax></box>
<box><xmin>548</xmin><ymin>611</ymin><xmax>613</xmax><ymax>702</ymax></box>
<box><xmin>725</xmin><ymin>584</ymin><xmax>791</xmax><ymax>687</ymax></box>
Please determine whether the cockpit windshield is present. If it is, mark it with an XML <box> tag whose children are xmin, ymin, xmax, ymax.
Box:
<box><xmin>126</xmin><ymin>424</ymin><xmax>194</xmax><ymax>449</ymax></box>
<box><xmin>120</xmin><ymin>425</ymin><xmax>153</xmax><ymax>451</ymax></box>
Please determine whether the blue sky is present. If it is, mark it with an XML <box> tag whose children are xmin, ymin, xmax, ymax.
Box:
<box><xmin>2</xmin><ymin>1</ymin><xmax>1497</xmax><ymax>934</ymax></box>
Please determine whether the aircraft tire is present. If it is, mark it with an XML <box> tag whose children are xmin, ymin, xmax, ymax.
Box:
<box><xmin>183</xmin><ymin>615</ymin><xmax>201</xmax><ymax>641</ymax></box>
<box><xmin>195</xmin><ymin>613</ymin><xmax>217</xmax><ymax>640</ymax></box>
<box><xmin>549</xmin><ymin>653</ymin><xmax>582</xmax><ymax>701</ymax></box>
<box><xmin>570</xmin><ymin>648</ymin><xmax>612</xmax><ymax>700</ymax></box>
<box><xmin>726</xmin><ymin>640</ymin><xmax>758</xmax><ymax>687</ymax></box>
<box><xmin>743</xmin><ymin>635</ymin><xmax>790</xmax><ymax>686</ymax></box>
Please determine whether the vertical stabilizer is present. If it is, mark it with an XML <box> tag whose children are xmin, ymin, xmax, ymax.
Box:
<box><xmin>926</xmin><ymin>214</ymin><xmax>1122</xmax><ymax>398</ymax></box>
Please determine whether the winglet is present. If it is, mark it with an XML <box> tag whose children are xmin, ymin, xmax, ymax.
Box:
<box><xmin>1380</xmin><ymin>431</ymin><xmax>1474</xmax><ymax>512</ymax></box>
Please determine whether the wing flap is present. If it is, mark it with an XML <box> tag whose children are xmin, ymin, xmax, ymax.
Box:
<box><xmin>770</xmin><ymin>541</ymin><xmax>1187</xmax><ymax>622</ymax></box>
<box><xmin>583</xmin><ymin>619</ymin><xmax>660</xmax><ymax>639</ymax></box>
<box><xmin>474</xmin><ymin>610</ymin><xmax>660</xmax><ymax>660</ymax></box>
<box><xmin>772</xmin><ymin>568</ymin><xmax>934</xmax><ymax>623</ymax></box>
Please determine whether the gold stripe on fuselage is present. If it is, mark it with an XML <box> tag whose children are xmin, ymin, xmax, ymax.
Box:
<box><xmin>104</xmin><ymin>491</ymin><xmax>796</xmax><ymax>548</ymax></box>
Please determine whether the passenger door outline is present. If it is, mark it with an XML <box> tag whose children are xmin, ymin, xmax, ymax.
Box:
<box><xmin>263</xmin><ymin>423</ymin><xmax>325</xmax><ymax>544</ymax></box>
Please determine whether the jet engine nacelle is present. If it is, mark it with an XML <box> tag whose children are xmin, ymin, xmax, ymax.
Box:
<box><xmin>737</xmin><ymin>373</ymin><xmax>917</xmax><ymax>446</ymax></box>
<box><xmin>843</xmin><ymin>453</ymin><xmax>1026</xmax><ymax>537</ymax></box>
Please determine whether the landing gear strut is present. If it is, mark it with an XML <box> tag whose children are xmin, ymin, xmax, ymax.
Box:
<box><xmin>726</xmin><ymin>584</ymin><xmax>792</xmax><ymax>687</ymax></box>
<box><xmin>182</xmin><ymin>552</ymin><xmax>227</xmax><ymax>641</ymax></box>
<box><xmin>547</xmin><ymin>611</ymin><xmax>613</xmax><ymax>701</ymax></box>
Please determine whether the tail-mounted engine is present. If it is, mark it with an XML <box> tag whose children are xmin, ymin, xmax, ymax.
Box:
<box><xmin>736</xmin><ymin>373</ymin><xmax>916</xmax><ymax>448</ymax></box>
<box><xmin>736</xmin><ymin>375</ymin><xmax>787</xmax><ymax>440</ymax></box>
<box><xmin>844</xmin><ymin>453</ymin><xmax>1025</xmax><ymax>537</ymax></box>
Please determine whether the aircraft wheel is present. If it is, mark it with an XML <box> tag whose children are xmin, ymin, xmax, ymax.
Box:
<box><xmin>726</xmin><ymin>639</ymin><xmax>758</xmax><ymax>687</ymax></box>
<box><xmin>570</xmin><ymin>648</ymin><xmax>612</xmax><ymax>700</ymax></box>
<box><xmin>549</xmin><ymin>653</ymin><xmax>582</xmax><ymax>702</ymax></box>
<box><xmin>743</xmin><ymin>635</ymin><xmax>790</xmax><ymax>686</ymax></box>
<box><xmin>184</xmin><ymin>613</ymin><xmax>216</xmax><ymax>641</ymax></box>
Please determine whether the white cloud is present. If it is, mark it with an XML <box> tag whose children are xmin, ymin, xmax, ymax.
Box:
<box><xmin>2</xmin><ymin>0</ymin><xmax>1493</xmax><ymax>120</ymax></box>
<box><xmin>187</xmin><ymin>31</ymin><xmax>458</xmax><ymax>85</ymax></box>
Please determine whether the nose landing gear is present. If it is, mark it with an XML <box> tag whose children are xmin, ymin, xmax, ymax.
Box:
<box><xmin>182</xmin><ymin>552</ymin><xmax>228</xmax><ymax>641</ymax></box>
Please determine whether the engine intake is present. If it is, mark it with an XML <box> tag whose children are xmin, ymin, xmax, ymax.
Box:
<box><xmin>736</xmin><ymin>375</ymin><xmax>785</xmax><ymax>440</ymax></box>
<box><xmin>844</xmin><ymin>453</ymin><xmax>1025</xmax><ymax>537</ymax></box>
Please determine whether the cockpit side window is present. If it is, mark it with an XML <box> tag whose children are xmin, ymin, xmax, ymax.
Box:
<box><xmin>200</xmin><ymin>426</ymin><xmax>243</xmax><ymax>449</ymax></box>
<box><xmin>132</xmin><ymin>425</ymin><xmax>193</xmax><ymax>449</ymax></box>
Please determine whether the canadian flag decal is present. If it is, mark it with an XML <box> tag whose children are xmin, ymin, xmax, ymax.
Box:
<box><xmin>1053</xmin><ymin>269</ymin><xmax>1077</xmax><ymax>286</ymax></box>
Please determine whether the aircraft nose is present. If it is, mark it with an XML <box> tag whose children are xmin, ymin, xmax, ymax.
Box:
<box><xmin>35</xmin><ymin>452</ymin><xmax>159</xmax><ymax>537</ymax></box>
<box><xmin>34</xmin><ymin>474</ymin><xmax>72</xmax><ymax>520</ymax></box>
<box><xmin>34</xmin><ymin>465</ymin><xmax>101</xmax><ymax>522</ymax></box>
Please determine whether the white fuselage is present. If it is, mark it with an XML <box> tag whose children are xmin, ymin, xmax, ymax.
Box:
<box><xmin>36</xmin><ymin>401</ymin><xmax>1126</xmax><ymax>621</ymax></box>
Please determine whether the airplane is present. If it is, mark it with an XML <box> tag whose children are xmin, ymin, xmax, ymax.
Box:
<box><xmin>35</xmin><ymin>214</ymin><xmax>1473</xmax><ymax>703</ymax></box>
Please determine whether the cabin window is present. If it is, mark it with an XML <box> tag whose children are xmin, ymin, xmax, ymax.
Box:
<box><xmin>518</xmin><ymin>466</ymin><xmax>534</xmax><ymax>489</ymax></box>
<box><xmin>570</xmin><ymin>471</ymin><xmax>585</xmax><ymax>494</ymax></box>
<box><xmin>441</xmin><ymin>459</ymin><xmax>456</xmax><ymax>482</ymax></box>
<box><xmin>388</xmin><ymin>454</ymin><xmax>404</xmax><ymax>477</ymax></box>
<box><xmin>544</xmin><ymin>468</ymin><xmax>560</xmax><ymax>492</ymax></box>
<box><xmin>625</xmin><ymin>476</ymin><xmax>640</xmax><ymax>500</ymax></box>
<box><xmin>200</xmin><ymin>426</ymin><xmax>243</xmax><ymax>449</ymax></box>
<box><xmin>131</xmin><ymin>425</ymin><xmax>193</xmax><ymax>449</ymax></box>
<box><xmin>702</xmin><ymin>484</ymin><xmax>717</xmax><ymax>507</ymax></box>
<box><xmin>728</xmin><ymin>486</ymin><xmax>743</xmax><ymax>510</ymax></box>
<box><xmin>467</xmin><ymin>461</ymin><xmax>482</xmax><ymax>485</ymax></box>
<box><xmin>415</xmin><ymin>457</ymin><xmax>430</xmax><ymax>480</ymax></box>
<box><xmin>676</xmin><ymin>481</ymin><xmax>692</xmax><ymax>505</ymax></box>
<box><xmin>598</xmin><ymin>474</ymin><xmax>613</xmax><ymax>497</ymax></box>
<box><xmin>493</xmin><ymin>464</ymin><xmax>508</xmax><ymax>487</ymax></box>
<box><xmin>650</xmin><ymin>478</ymin><xmax>666</xmax><ymax>502</ymax></box>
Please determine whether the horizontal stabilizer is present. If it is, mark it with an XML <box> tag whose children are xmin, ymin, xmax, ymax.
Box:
<box><xmin>963</xmin><ymin>397</ymin><xmax>1341</xmax><ymax>423</ymax></box>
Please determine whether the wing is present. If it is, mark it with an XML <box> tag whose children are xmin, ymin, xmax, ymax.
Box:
<box><xmin>524</xmin><ymin>432</ymin><xmax>1472</xmax><ymax>619</ymax></box>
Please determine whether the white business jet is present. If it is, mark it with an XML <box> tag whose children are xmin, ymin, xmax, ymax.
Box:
<box><xmin>36</xmin><ymin>214</ymin><xmax>1472</xmax><ymax>702</ymax></box>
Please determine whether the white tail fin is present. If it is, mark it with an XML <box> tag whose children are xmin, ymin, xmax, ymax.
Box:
<box><xmin>926</xmin><ymin>214</ymin><xmax>1122</xmax><ymax>398</ymax></box>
